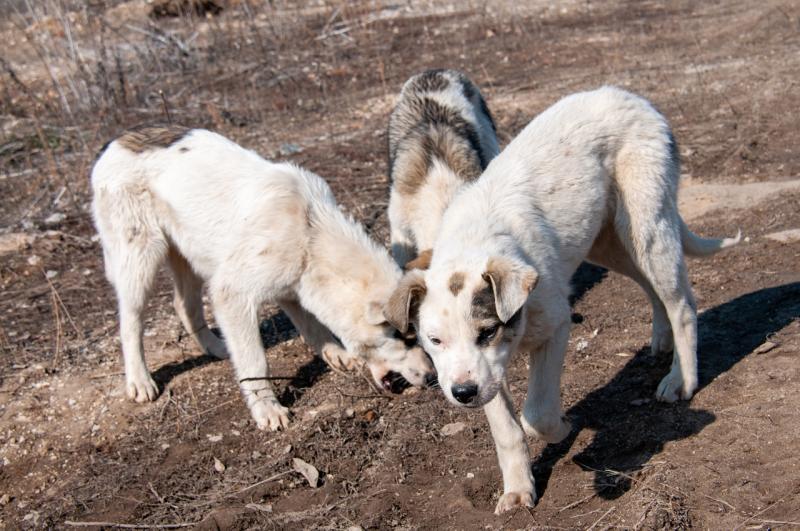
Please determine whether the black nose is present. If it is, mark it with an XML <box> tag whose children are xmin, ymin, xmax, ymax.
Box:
<box><xmin>424</xmin><ymin>372</ymin><xmax>438</xmax><ymax>388</ymax></box>
<box><xmin>451</xmin><ymin>382</ymin><xmax>479</xmax><ymax>404</ymax></box>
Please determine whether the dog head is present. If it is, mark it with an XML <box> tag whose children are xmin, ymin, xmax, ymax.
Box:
<box><xmin>384</xmin><ymin>254</ymin><xmax>537</xmax><ymax>407</ymax></box>
<box><xmin>361</xmin><ymin>300</ymin><xmax>436</xmax><ymax>393</ymax></box>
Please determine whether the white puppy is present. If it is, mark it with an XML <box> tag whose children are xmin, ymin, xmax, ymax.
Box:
<box><xmin>92</xmin><ymin>126</ymin><xmax>433</xmax><ymax>430</ymax></box>
<box><xmin>385</xmin><ymin>87</ymin><xmax>740</xmax><ymax>512</ymax></box>
<box><xmin>388</xmin><ymin>69</ymin><xmax>499</xmax><ymax>269</ymax></box>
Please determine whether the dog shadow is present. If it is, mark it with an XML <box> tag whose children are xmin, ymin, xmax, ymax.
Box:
<box><xmin>152</xmin><ymin>309</ymin><xmax>330</xmax><ymax>405</ymax></box>
<box><xmin>532</xmin><ymin>281</ymin><xmax>800</xmax><ymax>499</ymax></box>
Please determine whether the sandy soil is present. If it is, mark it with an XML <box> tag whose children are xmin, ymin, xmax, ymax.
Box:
<box><xmin>1</xmin><ymin>0</ymin><xmax>799</xmax><ymax>529</ymax></box>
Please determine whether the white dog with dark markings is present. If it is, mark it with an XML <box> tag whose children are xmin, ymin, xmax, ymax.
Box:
<box><xmin>384</xmin><ymin>87</ymin><xmax>740</xmax><ymax>512</ymax></box>
<box><xmin>388</xmin><ymin>69</ymin><xmax>499</xmax><ymax>269</ymax></box>
<box><xmin>92</xmin><ymin>126</ymin><xmax>434</xmax><ymax>431</ymax></box>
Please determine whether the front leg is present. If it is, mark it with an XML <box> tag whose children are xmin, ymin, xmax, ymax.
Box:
<box><xmin>278</xmin><ymin>299</ymin><xmax>358</xmax><ymax>373</ymax></box>
<box><xmin>521</xmin><ymin>320</ymin><xmax>571</xmax><ymax>443</ymax></box>
<box><xmin>211</xmin><ymin>286</ymin><xmax>289</xmax><ymax>431</ymax></box>
<box><xmin>484</xmin><ymin>381</ymin><xmax>536</xmax><ymax>514</ymax></box>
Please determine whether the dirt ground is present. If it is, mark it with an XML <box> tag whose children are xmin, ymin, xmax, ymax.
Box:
<box><xmin>1</xmin><ymin>0</ymin><xmax>799</xmax><ymax>529</ymax></box>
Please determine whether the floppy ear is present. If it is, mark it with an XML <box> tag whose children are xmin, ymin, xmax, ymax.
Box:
<box><xmin>404</xmin><ymin>249</ymin><xmax>432</xmax><ymax>271</ymax></box>
<box><xmin>383</xmin><ymin>269</ymin><xmax>427</xmax><ymax>334</ymax></box>
<box><xmin>482</xmin><ymin>256</ymin><xmax>538</xmax><ymax>323</ymax></box>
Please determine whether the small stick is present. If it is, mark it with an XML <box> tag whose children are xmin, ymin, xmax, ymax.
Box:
<box><xmin>42</xmin><ymin>269</ymin><xmax>80</xmax><ymax>336</ymax></box>
<box><xmin>586</xmin><ymin>506</ymin><xmax>615</xmax><ymax>531</ymax></box>
<box><xmin>335</xmin><ymin>387</ymin><xmax>392</xmax><ymax>401</ymax></box>
<box><xmin>733</xmin><ymin>498</ymin><xmax>785</xmax><ymax>530</ymax></box>
<box><xmin>232</xmin><ymin>469</ymin><xmax>294</xmax><ymax>495</ymax></box>
<box><xmin>89</xmin><ymin>371</ymin><xmax>125</xmax><ymax>379</ymax></box>
<box><xmin>148</xmin><ymin>482</ymin><xmax>164</xmax><ymax>504</ymax></box>
<box><xmin>64</xmin><ymin>521</ymin><xmax>196</xmax><ymax>529</ymax></box>
<box><xmin>558</xmin><ymin>492</ymin><xmax>595</xmax><ymax>513</ymax></box>
<box><xmin>159</xmin><ymin>90</ymin><xmax>171</xmax><ymax>124</ymax></box>
<box><xmin>703</xmin><ymin>493</ymin><xmax>736</xmax><ymax>512</ymax></box>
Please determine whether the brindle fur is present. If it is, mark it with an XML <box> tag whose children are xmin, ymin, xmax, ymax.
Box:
<box><xmin>117</xmin><ymin>125</ymin><xmax>191</xmax><ymax>153</ymax></box>
<box><xmin>388</xmin><ymin>69</ymin><xmax>496</xmax><ymax>195</ymax></box>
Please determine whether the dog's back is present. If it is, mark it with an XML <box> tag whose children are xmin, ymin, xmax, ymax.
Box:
<box><xmin>387</xmin><ymin>69</ymin><xmax>499</xmax><ymax>268</ymax></box>
<box><xmin>91</xmin><ymin>127</ymin><xmax>318</xmax><ymax>282</ymax></box>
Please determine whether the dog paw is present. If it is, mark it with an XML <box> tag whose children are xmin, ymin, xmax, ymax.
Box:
<box><xmin>521</xmin><ymin>413</ymin><xmax>571</xmax><ymax>444</ymax></box>
<box><xmin>126</xmin><ymin>372</ymin><xmax>159</xmax><ymax>403</ymax></box>
<box><xmin>321</xmin><ymin>344</ymin><xmax>358</xmax><ymax>372</ymax></box>
<box><xmin>494</xmin><ymin>490</ymin><xmax>535</xmax><ymax>514</ymax></box>
<box><xmin>251</xmin><ymin>399</ymin><xmax>291</xmax><ymax>431</ymax></box>
<box><xmin>655</xmin><ymin>369</ymin><xmax>696</xmax><ymax>402</ymax></box>
<box><xmin>205</xmin><ymin>335</ymin><xmax>230</xmax><ymax>360</ymax></box>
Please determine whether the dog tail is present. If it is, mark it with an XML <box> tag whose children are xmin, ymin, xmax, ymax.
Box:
<box><xmin>680</xmin><ymin>218</ymin><xmax>741</xmax><ymax>257</ymax></box>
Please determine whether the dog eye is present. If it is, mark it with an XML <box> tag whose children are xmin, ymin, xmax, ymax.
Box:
<box><xmin>428</xmin><ymin>336</ymin><xmax>441</xmax><ymax>346</ymax></box>
<box><xmin>477</xmin><ymin>324</ymin><xmax>500</xmax><ymax>344</ymax></box>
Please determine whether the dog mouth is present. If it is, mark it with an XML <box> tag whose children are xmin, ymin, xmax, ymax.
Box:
<box><xmin>380</xmin><ymin>371</ymin><xmax>411</xmax><ymax>394</ymax></box>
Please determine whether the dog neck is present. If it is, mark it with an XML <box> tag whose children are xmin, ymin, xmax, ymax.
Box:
<box><xmin>294</xmin><ymin>200</ymin><xmax>399</xmax><ymax>353</ymax></box>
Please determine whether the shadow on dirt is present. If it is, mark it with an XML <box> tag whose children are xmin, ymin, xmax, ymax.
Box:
<box><xmin>532</xmin><ymin>281</ymin><xmax>800</xmax><ymax>499</ymax></box>
<box><xmin>153</xmin><ymin>309</ymin><xmax>330</xmax><ymax>403</ymax></box>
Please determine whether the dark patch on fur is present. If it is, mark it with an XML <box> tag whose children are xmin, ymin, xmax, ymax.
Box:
<box><xmin>470</xmin><ymin>278</ymin><xmax>522</xmax><ymax>347</ymax></box>
<box><xmin>117</xmin><ymin>125</ymin><xmax>190</xmax><ymax>153</ymax></box>
<box><xmin>667</xmin><ymin>129</ymin><xmax>681</xmax><ymax>171</ymax></box>
<box><xmin>389</xmin><ymin>98</ymin><xmax>484</xmax><ymax>194</ymax></box>
<box><xmin>405</xmin><ymin>249</ymin><xmax>433</xmax><ymax>271</ymax></box>
<box><xmin>408</xmin><ymin>69</ymin><xmax>451</xmax><ymax>93</ymax></box>
<box><xmin>470</xmin><ymin>282</ymin><xmax>508</xmax><ymax>347</ymax></box>
<box><xmin>179</xmin><ymin>146</ymin><xmax>190</xmax><ymax>153</ymax></box>
<box><xmin>448</xmin><ymin>272</ymin><xmax>466</xmax><ymax>296</ymax></box>
<box><xmin>93</xmin><ymin>139</ymin><xmax>113</xmax><ymax>168</ymax></box>
<box><xmin>477</xmin><ymin>93</ymin><xmax>497</xmax><ymax>133</ymax></box>
<box><xmin>471</xmin><ymin>282</ymin><xmax>498</xmax><ymax>323</ymax></box>
<box><xmin>388</xmin><ymin>69</ymin><xmax>496</xmax><ymax>195</ymax></box>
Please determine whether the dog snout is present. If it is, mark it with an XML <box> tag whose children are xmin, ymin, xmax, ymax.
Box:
<box><xmin>424</xmin><ymin>372</ymin><xmax>439</xmax><ymax>388</ymax></box>
<box><xmin>451</xmin><ymin>382</ymin><xmax>479</xmax><ymax>404</ymax></box>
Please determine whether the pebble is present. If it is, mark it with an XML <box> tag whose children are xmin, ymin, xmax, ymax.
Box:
<box><xmin>754</xmin><ymin>341</ymin><xmax>778</xmax><ymax>355</ymax></box>
<box><xmin>765</xmin><ymin>228</ymin><xmax>800</xmax><ymax>244</ymax></box>
<box><xmin>441</xmin><ymin>422</ymin><xmax>467</xmax><ymax>436</ymax></box>
<box><xmin>213</xmin><ymin>457</ymin><xmax>226</xmax><ymax>473</ymax></box>
<box><xmin>279</xmin><ymin>143</ymin><xmax>302</xmax><ymax>156</ymax></box>
<box><xmin>0</xmin><ymin>233</ymin><xmax>34</xmax><ymax>256</ymax></box>
<box><xmin>44</xmin><ymin>213</ymin><xmax>66</xmax><ymax>226</ymax></box>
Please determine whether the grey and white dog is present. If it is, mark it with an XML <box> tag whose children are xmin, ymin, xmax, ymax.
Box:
<box><xmin>387</xmin><ymin>69</ymin><xmax>499</xmax><ymax>269</ymax></box>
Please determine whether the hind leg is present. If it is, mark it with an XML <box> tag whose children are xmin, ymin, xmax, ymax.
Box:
<box><xmin>619</xmin><ymin>214</ymin><xmax>698</xmax><ymax>402</ymax></box>
<box><xmin>278</xmin><ymin>299</ymin><xmax>357</xmax><ymax>373</ymax></box>
<box><xmin>105</xmin><ymin>238</ymin><xmax>166</xmax><ymax>403</ymax></box>
<box><xmin>587</xmin><ymin>224</ymin><xmax>674</xmax><ymax>356</ymax></box>
<box><xmin>167</xmin><ymin>248</ymin><xmax>229</xmax><ymax>359</ymax></box>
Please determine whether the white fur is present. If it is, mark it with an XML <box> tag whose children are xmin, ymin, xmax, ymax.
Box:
<box><xmin>408</xmin><ymin>86</ymin><xmax>740</xmax><ymax>511</ymax></box>
<box><xmin>92</xmin><ymin>129</ymin><xmax>432</xmax><ymax>430</ymax></box>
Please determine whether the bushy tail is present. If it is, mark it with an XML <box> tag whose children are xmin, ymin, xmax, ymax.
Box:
<box><xmin>680</xmin><ymin>218</ymin><xmax>741</xmax><ymax>257</ymax></box>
